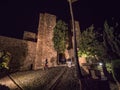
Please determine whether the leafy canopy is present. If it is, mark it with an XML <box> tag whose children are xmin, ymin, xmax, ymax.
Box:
<box><xmin>52</xmin><ymin>20</ymin><xmax>68</xmax><ymax>53</ymax></box>
<box><xmin>78</xmin><ymin>25</ymin><xmax>105</xmax><ymax>59</ymax></box>
<box><xmin>103</xmin><ymin>20</ymin><xmax>120</xmax><ymax>58</ymax></box>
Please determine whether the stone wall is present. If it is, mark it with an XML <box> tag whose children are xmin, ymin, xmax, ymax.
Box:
<box><xmin>65</xmin><ymin>21</ymin><xmax>80</xmax><ymax>61</ymax></box>
<box><xmin>0</xmin><ymin>13</ymin><xmax>82</xmax><ymax>71</ymax></box>
<box><xmin>43</xmin><ymin>13</ymin><xmax>57</xmax><ymax>67</ymax></box>
<box><xmin>23</xmin><ymin>31</ymin><xmax>37</xmax><ymax>42</ymax></box>
<box><xmin>33</xmin><ymin>13</ymin><xmax>57</xmax><ymax>70</ymax></box>
<box><xmin>0</xmin><ymin>36</ymin><xmax>36</xmax><ymax>71</ymax></box>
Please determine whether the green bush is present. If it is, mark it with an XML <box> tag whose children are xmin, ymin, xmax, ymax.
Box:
<box><xmin>105</xmin><ymin>59</ymin><xmax>120</xmax><ymax>81</ymax></box>
<box><xmin>0</xmin><ymin>51</ymin><xmax>11</xmax><ymax>70</ymax></box>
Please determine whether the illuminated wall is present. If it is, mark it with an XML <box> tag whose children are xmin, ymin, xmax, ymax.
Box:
<box><xmin>0</xmin><ymin>36</ymin><xmax>36</xmax><ymax>71</ymax></box>
<box><xmin>0</xmin><ymin>13</ymin><xmax>81</xmax><ymax>71</ymax></box>
<box><xmin>33</xmin><ymin>13</ymin><xmax>57</xmax><ymax>70</ymax></box>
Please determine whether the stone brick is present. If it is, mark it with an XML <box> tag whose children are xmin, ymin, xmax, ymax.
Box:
<box><xmin>23</xmin><ymin>31</ymin><xmax>37</xmax><ymax>42</ymax></box>
<box><xmin>0</xmin><ymin>36</ymin><xmax>36</xmax><ymax>72</ymax></box>
<box><xmin>33</xmin><ymin>13</ymin><xmax>57</xmax><ymax>70</ymax></box>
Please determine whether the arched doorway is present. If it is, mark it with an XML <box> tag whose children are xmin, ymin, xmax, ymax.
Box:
<box><xmin>58</xmin><ymin>53</ymin><xmax>66</xmax><ymax>64</ymax></box>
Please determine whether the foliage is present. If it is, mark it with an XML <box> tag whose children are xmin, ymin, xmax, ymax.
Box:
<box><xmin>78</xmin><ymin>25</ymin><xmax>105</xmax><ymax>60</ymax></box>
<box><xmin>105</xmin><ymin>59</ymin><xmax>120</xmax><ymax>89</ymax></box>
<box><xmin>0</xmin><ymin>51</ymin><xmax>11</xmax><ymax>70</ymax></box>
<box><xmin>105</xmin><ymin>62</ymin><xmax>112</xmax><ymax>73</ymax></box>
<box><xmin>103</xmin><ymin>20</ymin><xmax>120</xmax><ymax>58</ymax></box>
<box><xmin>106</xmin><ymin>59</ymin><xmax>120</xmax><ymax>80</ymax></box>
<box><xmin>52</xmin><ymin>20</ymin><xmax>68</xmax><ymax>54</ymax></box>
<box><xmin>77</xmin><ymin>18</ymin><xmax>120</xmax><ymax>88</ymax></box>
<box><xmin>106</xmin><ymin>60</ymin><xmax>120</xmax><ymax>73</ymax></box>
<box><xmin>103</xmin><ymin>19</ymin><xmax>120</xmax><ymax>89</ymax></box>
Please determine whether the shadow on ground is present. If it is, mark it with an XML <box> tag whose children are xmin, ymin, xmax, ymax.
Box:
<box><xmin>0</xmin><ymin>84</ymin><xmax>10</xmax><ymax>90</ymax></box>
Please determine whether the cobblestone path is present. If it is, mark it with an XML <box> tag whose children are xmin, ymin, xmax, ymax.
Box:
<box><xmin>52</xmin><ymin>67</ymin><xmax>80</xmax><ymax>90</ymax></box>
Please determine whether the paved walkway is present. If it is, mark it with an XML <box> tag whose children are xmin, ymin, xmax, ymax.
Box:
<box><xmin>0</xmin><ymin>66</ymin><xmax>111</xmax><ymax>90</ymax></box>
<box><xmin>0</xmin><ymin>66</ymin><xmax>66</xmax><ymax>90</ymax></box>
<box><xmin>52</xmin><ymin>67</ymin><xmax>80</xmax><ymax>90</ymax></box>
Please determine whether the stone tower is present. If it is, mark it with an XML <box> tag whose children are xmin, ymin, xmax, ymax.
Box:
<box><xmin>33</xmin><ymin>13</ymin><xmax>57</xmax><ymax>70</ymax></box>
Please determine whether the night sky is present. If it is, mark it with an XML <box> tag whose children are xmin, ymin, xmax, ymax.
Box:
<box><xmin>0</xmin><ymin>0</ymin><xmax>120</xmax><ymax>38</ymax></box>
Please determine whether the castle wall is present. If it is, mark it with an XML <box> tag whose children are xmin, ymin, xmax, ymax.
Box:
<box><xmin>65</xmin><ymin>21</ymin><xmax>80</xmax><ymax>61</ymax></box>
<box><xmin>23</xmin><ymin>31</ymin><xmax>37</xmax><ymax>42</ymax></box>
<box><xmin>0</xmin><ymin>13</ymin><xmax>82</xmax><ymax>71</ymax></box>
<box><xmin>0</xmin><ymin>36</ymin><xmax>36</xmax><ymax>71</ymax></box>
<box><xmin>34</xmin><ymin>13</ymin><xmax>57</xmax><ymax>70</ymax></box>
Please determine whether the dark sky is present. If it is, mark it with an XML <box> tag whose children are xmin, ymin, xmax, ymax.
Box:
<box><xmin>0</xmin><ymin>0</ymin><xmax>120</xmax><ymax>38</ymax></box>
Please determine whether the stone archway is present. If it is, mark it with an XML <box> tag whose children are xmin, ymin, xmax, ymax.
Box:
<box><xmin>58</xmin><ymin>53</ymin><xmax>66</xmax><ymax>64</ymax></box>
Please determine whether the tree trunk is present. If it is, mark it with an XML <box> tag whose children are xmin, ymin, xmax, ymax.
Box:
<box><xmin>111</xmin><ymin>71</ymin><xmax>120</xmax><ymax>90</ymax></box>
<box><xmin>68</xmin><ymin>0</ymin><xmax>83</xmax><ymax>79</ymax></box>
<box><xmin>111</xmin><ymin>67</ymin><xmax>120</xmax><ymax>90</ymax></box>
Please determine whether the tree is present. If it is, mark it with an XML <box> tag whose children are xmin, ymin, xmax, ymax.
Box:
<box><xmin>67</xmin><ymin>0</ymin><xmax>83</xmax><ymax>79</ymax></box>
<box><xmin>103</xmin><ymin>20</ymin><xmax>120</xmax><ymax>59</ymax></box>
<box><xmin>106</xmin><ymin>61</ymin><xmax>120</xmax><ymax>90</ymax></box>
<box><xmin>52</xmin><ymin>20</ymin><xmax>68</xmax><ymax>64</ymax></box>
<box><xmin>78</xmin><ymin>25</ymin><xmax>105</xmax><ymax>60</ymax></box>
<box><xmin>103</xmin><ymin>20</ymin><xmax>120</xmax><ymax>90</ymax></box>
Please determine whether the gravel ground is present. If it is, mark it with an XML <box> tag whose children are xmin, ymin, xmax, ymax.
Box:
<box><xmin>0</xmin><ymin>66</ymin><xmax>81</xmax><ymax>90</ymax></box>
<box><xmin>1</xmin><ymin>66</ymin><xmax>115</xmax><ymax>90</ymax></box>
<box><xmin>0</xmin><ymin>66</ymin><xmax>66</xmax><ymax>90</ymax></box>
<box><xmin>52</xmin><ymin>67</ymin><xmax>80</xmax><ymax>90</ymax></box>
